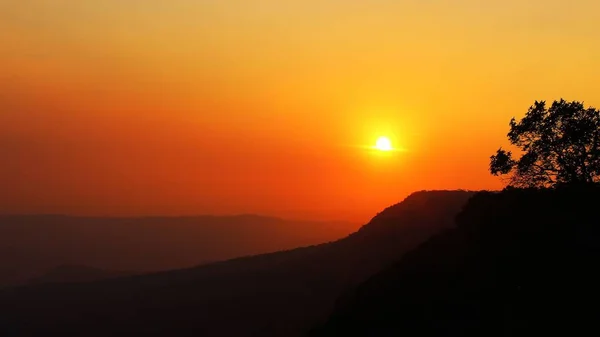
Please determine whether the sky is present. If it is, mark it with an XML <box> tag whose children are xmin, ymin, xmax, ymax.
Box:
<box><xmin>1</xmin><ymin>0</ymin><xmax>600</xmax><ymax>222</ymax></box>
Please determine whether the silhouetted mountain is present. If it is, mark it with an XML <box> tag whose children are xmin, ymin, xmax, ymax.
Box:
<box><xmin>311</xmin><ymin>185</ymin><xmax>600</xmax><ymax>337</ymax></box>
<box><xmin>0</xmin><ymin>214</ymin><xmax>358</xmax><ymax>287</ymax></box>
<box><xmin>26</xmin><ymin>265</ymin><xmax>135</xmax><ymax>285</ymax></box>
<box><xmin>0</xmin><ymin>190</ymin><xmax>474</xmax><ymax>337</ymax></box>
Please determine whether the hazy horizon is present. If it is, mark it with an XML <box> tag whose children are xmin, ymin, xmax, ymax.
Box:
<box><xmin>2</xmin><ymin>0</ymin><xmax>599</xmax><ymax>222</ymax></box>
<box><xmin>0</xmin><ymin>212</ymin><xmax>362</xmax><ymax>223</ymax></box>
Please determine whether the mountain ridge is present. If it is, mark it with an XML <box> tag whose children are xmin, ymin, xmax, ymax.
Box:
<box><xmin>0</xmin><ymin>214</ymin><xmax>359</xmax><ymax>287</ymax></box>
<box><xmin>0</xmin><ymin>190</ymin><xmax>477</xmax><ymax>337</ymax></box>
<box><xmin>311</xmin><ymin>185</ymin><xmax>600</xmax><ymax>337</ymax></box>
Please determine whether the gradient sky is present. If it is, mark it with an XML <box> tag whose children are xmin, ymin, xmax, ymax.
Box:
<box><xmin>1</xmin><ymin>0</ymin><xmax>600</xmax><ymax>221</ymax></box>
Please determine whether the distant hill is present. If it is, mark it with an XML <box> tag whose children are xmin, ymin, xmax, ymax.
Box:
<box><xmin>26</xmin><ymin>265</ymin><xmax>135</xmax><ymax>285</ymax></box>
<box><xmin>0</xmin><ymin>190</ymin><xmax>475</xmax><ymax>337</ymax></box>
<box><xmin>0</xmin><ymin>214</ymin><xmax>359</xmax><ymax>287</ymax></box>
<box><xmin>311</xmin><ymin>185</ymin><xmax>600</xmax><ymax>337</ymax></box>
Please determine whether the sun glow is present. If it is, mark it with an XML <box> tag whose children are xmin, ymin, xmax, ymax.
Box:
<box><xmin>375</xmin><ymin>136</ymin><xmax>393</xmax><ymax>151</ymax></box>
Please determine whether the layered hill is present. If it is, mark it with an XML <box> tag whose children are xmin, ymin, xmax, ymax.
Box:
<box><xmin>0</xmin><ymin>214</ymin><xmax>358</xmax><ymax>287</ymax></box>
<box><xmin>311</xmin><ymin>185</ymin><xmax>600</xmax><ymax>337</ymax></box>
<box><xmin>26</xmin><ymin>265</ymin><xmax>135</xmax><ymax>285</ymax></box>
<box><xmin>0</xmin><ymin>190</ymin><xmax>475</xmax><ymax>337</ymax></box>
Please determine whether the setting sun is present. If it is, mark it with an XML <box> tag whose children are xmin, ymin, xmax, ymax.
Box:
<box><xmin>375</xmin><ymin>137</ymin><xmax>393</xmax><ymax>151</ymax></box>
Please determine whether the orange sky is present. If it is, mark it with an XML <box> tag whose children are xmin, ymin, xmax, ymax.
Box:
<box><xmin>1</xmin><ymin>0</ymin><xmax>600</xmax><ymax>222</ymax></box>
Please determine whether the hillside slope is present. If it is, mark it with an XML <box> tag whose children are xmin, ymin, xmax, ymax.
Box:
<box><xmin>0</xmin><ymin>190</ymin><xmax>475</xmax><ymax>337</ymax></box>
<box><xmin>311</xmin><ymin>185</ymin><xmax>600</xmax><ymax>337</ymax></box>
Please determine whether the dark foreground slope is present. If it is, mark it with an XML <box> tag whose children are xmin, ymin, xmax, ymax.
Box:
<box><xmin>311</xmin><ymin>185</ymin><xmax>600</xmax><ymax>337</ymax></box>
<box><xmin>0</xmin><ymin>191</ymin><xmax>474</xmax><ymax>337</ymax></box>
<box><xmin>0</xmin><ymin>215</ymin><xmax>358</xmax><ymax>287</ymax></box>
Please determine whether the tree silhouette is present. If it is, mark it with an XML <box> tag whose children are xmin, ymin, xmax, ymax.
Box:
<box><xmin>490</xmin><ymin>99</ymin><xmax>600</xmax><ymax>187</ymax></box>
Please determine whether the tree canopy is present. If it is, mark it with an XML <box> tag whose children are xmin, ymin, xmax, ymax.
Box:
<box><xmin>490</xmin><ymin>99</ymin><xmax>600</xmax><ymax>187</ymax></box>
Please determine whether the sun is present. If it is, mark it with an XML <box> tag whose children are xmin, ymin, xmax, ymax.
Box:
<box><xmin>375</xmin><ymin>136</ymin><xmax>393</xmax><ymax>151</ymax></box>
